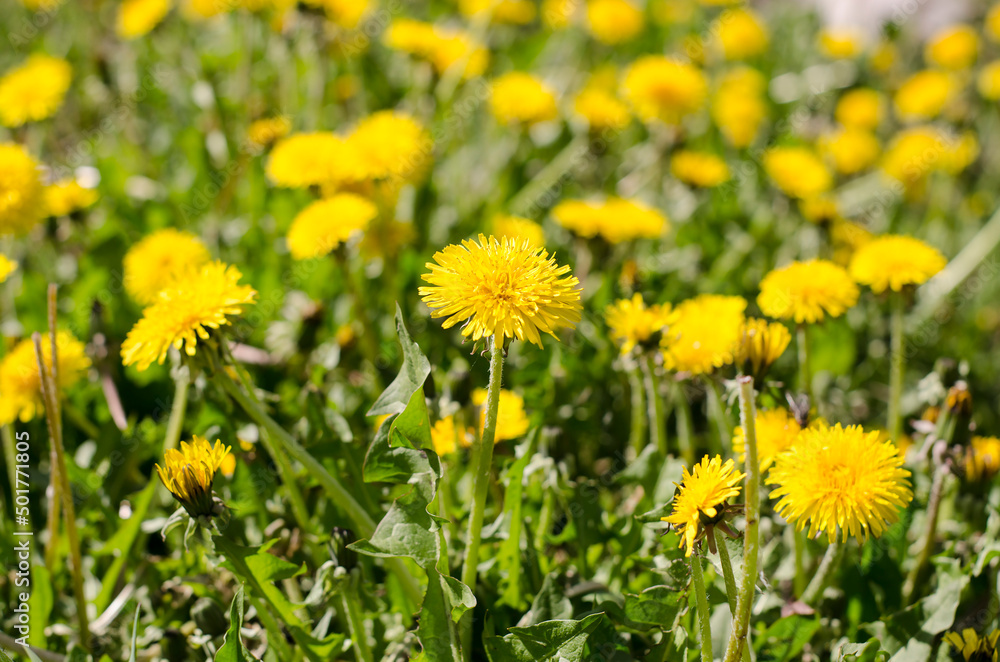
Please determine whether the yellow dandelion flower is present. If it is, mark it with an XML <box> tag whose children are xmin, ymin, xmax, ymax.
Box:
<box><xmin>733</xmin><ymin>409</ymin><xmax>800</xmax><ymax>474</ymax></box>
<box><xmin>818</xmin><ymin>127</ymin><xmax>880</xmax><ymax>176</ymax></box>
<box><xmin>661</xmin><ymin>294</ymin><xmax>747</xmax><ymax>375</ymax></box>
<box><xmin>944</xmin><ymin>629</ymin><xmax>1000</xmax><ymax>662</ymax></box>
<box><xmin>768</xmin><ymin>423</ymin><xmax>913</xmax><ymax>542</ymax></box>
<box><xmin>266</xmin><ymin>132</ymin><xmax>362</xmax><ymax>189</ymax></box>
<box><xmin>798</xmin><ymin>196</ymin><xmax>842</xmax><ymax>225</ymax></box>
<box><xmin>586</xmin><ymin>0</ymin><xmax>644</xmax><ymax>45</ymax></box>
<box><xmin>123</xmin><ymin>229</ymin><xmax>211</xmax><ymax>306</ymax></box>
<box><xmin>924</xmin><ymin>24</ymin><xmax>978</xmax><ymax>70</ymax></box>
<box><xmin>989</xmin><ymin>5</ymin><xmax>1000</xmax><ymax>43</ymax></box>
<box><xmin>431</xmin><ymin>416</ymin><xmax>473</xmax><ymax>455</ymax></box>
<box><xmin>552</xmin><ymin>198</ymin><xmax>668</xmax><ymax>243</ymax></box>
<box><xmin>573</xmin><ymin>87</ymin><xmax>631</xmax><ymax>131</ymax></box>
<box><xmin>0</xmin><ymin>55</ymin><xmax>71</xmax><ymax>127</ymax></box>
<box><xmin>542</xmin><ymin>0</ymin><xmax>577</xmax><ymax>28</ymax></box>
<box><xmin>712</xmin><ymin>67</ymin><xmax>767</xmax><ymax>148</ymax></box>
<box><xmin>491</xmin><ymin>214</ymin><xmax>545</xmax><ymax>249</ymax></box>
<box><xmin>964</xmin><ymin>436</ymin><xmax>1000</xmax><ymax>483</ymax></box>
<box><xmin>758</xmin><ymin>260</ymin><xmax>858</xmax><ymax>324</ymax></box>
<box><xmin>117</xmin><ymin>0</ymin><xmax>171</xmax><ymax>38</ymax></box>
<box><xmin>308</xmin><ymin>0</ymin><xmax>371</xmax><ymax>28</ymax></box>
<box><xmin>604</xmin><ymin>293</ymin><xmax>676</xmax><ymax>355</ymax></box>
<box><xmin>156</xmin><ymin>436</ymin><xmax>232</xmax><ymax>516</ymax></box>
<box><xmin>734</xmin><ymin>318</ymin><xmax>791</xmax><ymax>381</ymax></box>
<box><xmin>830</xmin><ymin>219</ymin><xmax>873</xmax><ymax>266</ymax></box>
<box><xmin>248</xmin><ymin>116</ymin><xmax>291</xmax><ymax>147</ymax></box>
<box><xmin>763</xmin><ymin>146</ymin><xmax>832</xmax><ymax>199</ymax></box>
<box><xmin>419</xmin><ymin>234</ymin><xmax>582</xmax><ymax>347</ymax></box>
<box><xmin>286</xmin><ymin>194</ymin><xmax>377</xmax><ymax>260</ymax></box>
<box><xmin>713</xmin><ymin>8</ymin><xmax>769</xmax><ymax>60</ymax></box>
<box><xmin>181</xmin><ymin>0</ymin><xmax>231</xmax><ymax>19</ymax></box>
<box><xmin>385</xmin><ymin>20</ymin><xmax>488</xmax><ymax>79</ymax></box>
<box><xmin>121</xmin><ymin>261</ymin><xmax>257</xmax><ymax>371</ymax></box>
<box><xmin>871</xmin><ymin>40</ymin><xmax>897</xmax><ymax>73</ymax></box>
<box><xmin>848</xmin><ymin>234</ymin><xmax>946</xmax><ymax>294</ymax></box>
<box><xmin>879</xmin><ymin>126</ymin><xmax>948</xmax><ymax>187</ymax></box>
<box><xmin>670</xmin><ymin>150</ymin><xmax>731</xmax><ymax>188</ymax></box>
<box><xmin>939</xmin><ymin>131</ymin><xmax>979</xmax><ymax>175</ymax></box>
<box><xmin>44</xmin><ymin>178</ymin><xmax>98</xmax><ymax>217</ymax></box>
<box><xmin>346</xmin><ymin>111</ymin><xmax>433</xmax><ymax>184</ymax></box>
<box><xmin>818</xmin><ymin>28</ymin><xmax>864</xmax><ymax>59</ymax></box>
<box><xmin>977</xmin><ymin>61</ymin><xmax>1000</xmax><ymax>100</ymax></box>
<box><xmin>459</xmin><ymin>0</ymin><xmax>536</xmax><ymax>24</ymax></box>
<box><xmin>0</xmin><ymin>143</ymin><xmax>45</xmax><ymax>236</ymax></box>
<box><xmin>490</xmin><ymin>73</ymin><xmax>559</xmax><ymax>126</ymax></box>
<box><xmin>474</xmin><ymin>388</ymin><xmax>530</xmax><ymax>442</ymax></box>
<box><xmin>623</xmin><ymin>56</ymin><xmax>707</xmax><ymax>125</ymax></box>
<box><xmin>835</xmin><ymin>88</ymin><xmax>884</xmax><ymax>130</ymax></box>
<box><xmin>663</xmin><ymin>455</ymin><xmax>744</xmax><ymax>557</ymax></box>
<box><xmin>0</xmin><ymin>331</ymin><xmax>91</xmax><ymax>426</ymax></box>
<box><xmin>651</xmin><ymin>0</ymin><xmax>696</xmax><ymax>24</ymax></box>
<box><xmin>0</xmin><ymin>254</ymin><xmax>17</xmax><ymax>284</ymax></box>
<box><xmin>894</xmin><ymin>69</ymin><xmax>956</xmax><ymax>122</ymax></box>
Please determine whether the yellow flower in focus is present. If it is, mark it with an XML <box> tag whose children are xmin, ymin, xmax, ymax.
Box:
<box><xmin>622</xmin><ymin>56</ymin><xmax>707</xmax><ymax>125</ymax></box>
<box><xmin>44</xmin><ymin>179</ymin><xmax>98</xmax><ymax>217</ymax></box>
<box><xmin>586</xmin><ymin>0</ymin><xmax>644</xmax><ymax>45</ymax></box>
<box><xmin>552</xmin><ymin>198</ymin><xmax>668</xmax><ymax>243</ymax></box>
<box><xmin>713</xmin><ymin>8</ymin><xmax>769</xmax><ymax>60</ymax></box>
<box><xmin>894</xmin><ymin>70</ymin><xmax>956</xmax><ymax>122</ymax></box>
<box><xmin>964</xmin><ymin>436</ymin><xmax>1000</xmax><ymax>483</ymax></box>
<box><xmin>491</xmin><ymin>214</ymin><xmax>545</xmax><ymax>248</ymax></box>
<box><xmin>473</xmin><ymin>388</ymin><xmax>530</xmax><ymax>441</ymax></box>
<box><xmin>819</xmin><ymin>127</ymin><xmax>880</xmax><ymax>176</ymax></box>
<box><xmin>0</xmin><ymin>331</ymin><xmax>91</xmax><ymax>426</ymax></box>
<box><xmin>670</xmin><ymin>150</ymin><xmax>730</xmax><ymax>188</ymax></box>
<box><xmin>604</xmin><ymin>293</ymin><xmax>676</xmax><ymax>354</ymax></box>
<box><xmin>459</xmin><ymin>0</ymin><xmax>536</xmax><ymax>24</ymax></box>
<box><xmin>835</xmin><ymin>88</ymin><xmax>883</xmax><ymax>130</ymax></box>
<box><xmin>733</xmin><ymin>408</ymin><xmax>800</xmax><ymax>473</ymax></box>
<box><xmin>121</xmin><ymin>261</ymin><xmax>257</xmax><ymax>371</ymax></box>
<box><xmin>117</xmin><ymin>0</ymin><xmax>171</xmax><ymax>38</ymax></box>
<box><xmin>768</xmin><ymin>423</ymin><xmax>912</xmax><ymax>542</ymax></box>
<box><xmin>0</xmin><ymin>55</ymin><xmax>71</xmax><ymax>127</ymax></box>
<box><xmin>734</xmin><ymin>318</ymin><xmax>791</xmax><ymax>382</ymax></box>
<box><xmin>763</xmin><ymin>146</ymin><xmax>832</xmax><ymax>199</ymax></box>
<box><xmin>818</xmin><ymin>28</ymin><xmax>863</xmax><ymax>59</ymax></box>
<box><xmin>385</xmin><ymin>19</ymin><xmax>488</xmax><ymax>79</ymax></box>
<box><xmin>286</xmin><ymin>194</ymin><xmax>377</xmax><ymax>260</ymax></box>
<box><xmin>663</xmin><ymin>455</ymin><xmax>744</xmax><ymax>557</ymax></box>
<box><xmin>848</xmin><ymin>235</ymin><xmax>945</xmax><ymax>294</ymax></box>
<box><xmin>490</xmin><ymin>73</ymin><xmax>559</xmax><ymax>126</ymax></box>
<box><xmin>661</xmin><ymin>294</ymin><xmax>747</xmax><ymax>375</ymax></box>
<box><xmin>944</xmin><ymin>629</ymin><xmax>1000</xmax><ymax>661</ymax></box>
<box><xmin>0</xmin><ymin>143</ymin><xmax>45</xmax><ymax>236</ymax></box>
<box><xmin>757</xmin><ymin>259</ymin><xmax>859</xmax><ymax>324</ymax></box>
<box><xmin>419</xmin><ymin>234</ymin><xmax>582</xmax><ymax>347</ymax></box>
<box><xmin>0</xmin><ymin>254</ymin><xmax>17</xmax><ymax>284</ymax></box>
<box><xmin>347</xmin><ymin>111</ymin><xmax>433</xmax><ymax>184</ymax></box>
<box><xmin>977</xmin><ymin>61</ymin><xmax>1000</xmax><ymax>100</ymax></box>
<box><xmin>924</xmin><ymin>24</ymin><xmax>978</xmax><ymax>70</ymax></box>
<box><xmin>712</xmin><ymin>67</ymin><xmax>767</xmax><ymax>148</ymax></box>
<box><xmin>573</xmin><ymin>87</ymin><xmax>631</xmax><ymax>131</ymax></box>
<box><xmin>267</xmin><ymin>133</ymin><xmax>355</xmax><ymax>188</ymax></box>
<box><xmin>123</xmin><ymin>229</ymin><xmax>211</xmax><ymax>305</ymax></box>
<box><xmin>156</xmin><ymin>436</ymin><xmax>232</xmax><ymax>516</ymax></box>
<box><xmin>431</xmin><ymin>416</ymin><xmax>473</xmax><ymax>455</ymax></box>
<box><xmin>248</xmin><ymin>116</ymin><xmax>291</xmax><ymax>147</ymax></box>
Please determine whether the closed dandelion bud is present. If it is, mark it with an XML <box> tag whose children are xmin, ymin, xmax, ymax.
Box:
<box><xmin>155</xmin><ymin>436</ymin><xmax>233</xmax><ymax>518</ymax></box>
<box><xmin>962</xmin><ymin>437</ymin><xmax>1000</xmax><ymax>483</ymax></box>
<box><xmin>943</xmin><ymin>381</ymin><xmax>973</xmax><ymax>447</ymax></box>
<box><xmin>734</xmin><ymin>318</ymin><xmax>791</xmax><ymax>383</ymax></box>
<box><xmin>191</xmin><ymin>596</ymin><xmax>228</xmax><ymax>637</ymax></box>
<box><xmin>330</xmin><ymin>527</ymin><xmax>358</xmax><ymax>571</ymax></box>
<box><xmin>946</xmin><ymin>382</ymin><xmax>972</xmax><ymax>417</ymax></box>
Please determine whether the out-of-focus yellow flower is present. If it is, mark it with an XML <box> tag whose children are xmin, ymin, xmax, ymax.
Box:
<box><xmin>156</xmin><ymin>436</ymin><xmax>232</xmax><ymax>516</ymax></box>
<box><xmin>181</xmin><ymin>0</ymin><xmax>230</xmax><ymax>19</ymax></box>
<box><xmin>490</xmin><ymin>72</ymin><xmax>559</xmax><ymax>126</ymax></box>
<box><xmin>940</xmin><ymin>132</ymin><xmax>979</xmax><ymax>175</ymax></box>
<box><xmin>880</xmin><ymin>126</ymin><xmax>974</xmax><ymax>189</ymax></box>
<box><xmin>713</xmin><ymin>8</ymin><xmax>768</xmax><ymax>60</ymax></box>
<box><xmin>44</xmin><ymin>179</ymin><xmax>98</xmax><ymax>217</ymax></box>
<box><xmin>924</xmin><ymin>24</ymin><xmax>978</xmax><ymax>70</ymax></box>
<box><xmin>491</xmin><ymin>214</ymin><xmax>545</xmax><ymax>248</ymax></box>
<box><xmin>552</xmin><ymin>198</ymin><xmax>668</xmax><ymax>243</ymax></box>
<box><xmin>286</xmin><ymin>194</ymin><xmax>378</xmax><ymax>260</ymax></box>
<box><xmin>757</xmin><ymin>259</ymin><xmax>859</xmax><ymax>324</ymax></box>
<box><xmin>431</xmin><ymin>416</ymin><xmax>473</xmax><ymax>455</ymax></box>
<box><xmin>670</xmin><ymin>150</ymin><xmax>730</xmax><ymax>188</ymax></box>
<box><xmin>734</xmin><ymin>318</ymin><xmax>791</xmax><ymax>382</ymax></box>
<box><xmin>623</xmin><ymin>56</ymin><xmax>707</xmax><ymax>125</ymax></box>
<box><xmin>117</xmin><ymin>0</ymin><xmax>171</xmax><ymax>38</ymax></box>
<box><xmin>819</xmin><ymin>127</ymin><xmax>880</xmax><ymax>176</ymax></box>
<box><xmin>798</xmin><ymin>196</ymin><xmax>841</xmax><ymax>225</ymax></box>
<box><xmin>542</xmin><ymin>0</ymin><xmax>577</xmax><ymax>28</ymax></box>
<box><xmin>0</xmin><ymin>55</ymin><xmax>71</xmax><ymax>127</ymax></box>
<box><xmin>849</xmin><ymin>235</ymin><xmax>946</xmax><ymax>294</ymax></box>
<box><xmin>978</xmin><ymin>61</ymin><xmax>1000</xmax><ymax>99</ymax></box>
<box><xmin>459</xmin><ymin>0</ymin><xmax>536</xmax><ymax>24</ymax></box>
<box><xmin>661</xmin><ymin>294</ymin><xmax>747</xmax><ymax>375</ymax></box>
<box><xmin>604</xmin><ymin>293</ymin><xmax>676</xmax><ymax>354</ymax></box>
<box><xmin>267</xmin><ymin>133</ymin><xmax>355</xmax><ymax>188</ymax></box>
<box><xmin>310</xmin><ymin>0</ymin><xmax>372</xmax><ymax>28</ymax></box>
<box><xmin>473</xmin><ymin>388</ymin><xmax>530</xmax><ymax>441</ymax></box>
<box><xmin>964</xmin><ymin>436</ymin><xmax>1000</xmax><ymax>482</ymax></box>
<box><xmin>573</xmin><ymin>87</ymin><xmax>631</xmax><ymax>131</ymax></box>
<box><xmin>0</xmin><ymin>255</ymin><xmax>17</xmax><ymax>284</ymax></box>
<box><xmin>385</xmin><ymin>19</ymin><xmax>489</xmax><ymax>79</ymax></box>
<box><xmin>360</xmin><ymin>219</ymin><xmax>416</xmax><ymax>261</ymax></box>
<box><xmin>763</xmin><ymin>146</ymin><xmax>832</xmax><ymax>199</ymax></box>
<box><xmin>871</xmin><ymin>40</ymin><xmax>897</xmax><ymax>73</ymax></box>
<box><xmin>121</xmin><ymin>261</ymin><xmax>257</xmax><ymax>371</ymax></box>
<box><xmin>347</xmin><ymin>111</ymin><xmax>433</xmax><ymax>185</ymax></box>
<box><xmin>420</xmin><ymin>235</ymin><xmax>582</xmax><ymax>347</ymax></box>
<box><xmin>894</xmin><ymin>69</ymin><xmax>956</xmax><ymax>122</ymax></box>
<box><xmin>733</xmin><ymin>408</ymin><xmax>800</xmax><ymax>473</ymax></box>
<box><xmin>831</xmin><ymin>219</ymin><xmax>873</xmax><ymax>266</ymax></box>
<box><xmin>0</xmin><ymin>143</ymin><xmax>45</xmax><ymax>236</ymax></box>
<box><xmin>651</xmin><ymin>0</ymin><xmax>695</xmax><ymax>23</ymax></box>
<box><xmin>248</xmin><ymin>116</ymin><xmax>291</xmax><ymax>147</ymax></box>
<box><xmin>586</xmin><ymin>0</ymin><xmax>644</xmax><ymax>45</ymax></box>
<box><xmin>818</xmin><ymin>27</ymin><xmax>864</xmax><ymax>59</ymax></box>
<box><xmin>663</xmin><ymin>455</ymin><xmax>744</xmax><ymax>557</ymax></box>
<box><xmin>0</xmin><ymin>331</ymin><xmax>90</xmax><ymax>426</ymax></box>
<box><xmin>124</xmin><ymin>229</ymin><xmax>211</xmax><ymax>306</ymax></box>
<box><xmin>989</xmin><ymin>5</ymin><xmax>1000</xmax><ymax>43</ymax></box>
<box><xmin>712</xmin><ymin>67</ymin><xmax>767</xmax><ymax>148</ymax></box>
<box><xmin>835</xmin><ymin>88</ymin><xmax>883</xmax><ymax>130</ymax></box>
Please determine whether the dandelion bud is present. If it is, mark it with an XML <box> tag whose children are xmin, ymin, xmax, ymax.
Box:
<box><xmin>734</xmin><ymin>318</ymin><xmax>791</xmax><ymax>382</ymax></box>
<box><xmin>155</xmin><ymin>436</ymin><xmax>232</xmax><ymax>517</ymax></box>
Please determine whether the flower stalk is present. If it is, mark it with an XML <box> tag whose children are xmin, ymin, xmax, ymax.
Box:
<box><xmin>627</xmin><ymin>362</ymin><xmax>647</xmax><ymax>457</ymax></box>
<box><xmin>642</xmin><ymin>354</ymin><xmax>666</xmax><ymax>455</ymax></box>
<box><xmin>903</xmin><ymin>448</ymin><xmax>949</xmax><ymax>604</ymax></box>
<box><xmin>690</xmin><ymin>553</ymin><xmax>713</xmax><ymax>662</ymax></box>
<box><xmin>888</xmin><ymin>293</ymin><xmax>906</xmax><ymax>444</ymax></box>
<box><xmin>715</xmin><ymin>529</ymin><xmax>752</xmax><ymax>662</ymax></box>
<box><xmin>801</xmin><ymin>540</ymin><xmax>842</xmax><ymax>605</ymax></box>
<box><xmin>797</xmin><ymin>324</ymin><xmax>812</xmax><ymax>406</ymax></box>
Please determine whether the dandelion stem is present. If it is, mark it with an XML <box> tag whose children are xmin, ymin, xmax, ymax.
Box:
<box><xmin>707</xmin><ymin>378</ymin><xmax>732</xmax><ymax>455</ymax></box>
<box><xmin>801</xmin><ymin>539</ymin><xmax>841</xmax><ymax>605</ymax></box>
<box><xmin>903</xmin><ymin>463</ymin><xmax>949</xmax><ymax>604</ymax></box>
<box><xmin>723</xmin><ymin>376</ymin><xmax>758</xmax><ymax>662</ymax></box>
<box><xmin>888</xmin><ymin>293</ymin><xmax>906</xmax><ymax>444</ymax></box>
<box><xmin>2</xmin><ymin>425</ymin><xmax>17</xmax><ymax>511</ymax></box>
<box><xmin>715</xmin><ymin>529</ymin><xmax>752</xmax><ymax>662</ymax></box>
<box><xmin>797</xmin><ymin>325</ymin><xmax>812</xmax><ymax>406</ymax></box>
<box><xmin>690</xmin><ymin>553</ymin><xmax>713</xmax><ymax>662</ymax></box>
<box><xmin>163</xmin><ymin>365</ymin><xmax>189</xmax><ymax>453</ymax></box>
<box><xmin>460</xmin><ymin>334</ymin><xmax>505</xmax><ymax>661</ymax></box>
<box><xmin>339</xmin><ymin>580</ymin><xmax>374</xmax><ymax>662</ymax></box>
<box><xmin>674</xmin><ymin>381</ymin><xmax>695</xmax><ymax>465</ymax></box>
<box><xmin>793</xmin><ymin>528</ymin><xmax>807</xmax><ymax>598</ymax></box>
<box><xmin>627</xmin><ymin>361</ymin><xmax>647</xmax><ymax>457</ymax></box>
<box><xmin>642</xmin><ymin>354</ymin><xmax>666</xmax><ymax>455</ymax></box>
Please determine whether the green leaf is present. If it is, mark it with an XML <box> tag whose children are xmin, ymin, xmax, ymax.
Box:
<box><xmin>216</xmin><ymin>586</ymin><xmax>261</xmax><ymax>662</ymax></box>
<box><xmin>521</xmin><ymin>573</ymin><xmax>572</xmax><ymax>626</ymax></box>
<box><xmin>367</xmin><ymin>305</ymin><xmax>431</xmax><ymax>418</ymax></box>
<box><xmin>128</xmin><ymin>606</ymin><xmax>141</xmax><ymax>662</ymax></box>
<box><xmin>973</xmin><ymin>540</ymin><xmax>1000</xmax><ymax>577</ymax></box>
<box><xmin>755</xmin><ymin>616</ymin><xmax>821</xmax><ymax>661</ymax></box>
<box><xmin>28</xmin><ymin>564</ymin><xmax>52</xmax><ymax>649</ymax></box>
<box><xmin>363</xmin><ymin>407</ymin><xmax>440</xmax><ymax>491</ymax></box>
<box><xmin>834</xmin><ymin>640</ymin><xmax>891</xmax><ymax>661</ymax></box>
<box><xmin>349</xmin><ymin>486</ymin><xmax>442</xmax><ymax>568</ymax></box>
<box><xmin>624</xmin><ymin>586</ymin><xmax>685</xmax><ymax>629</ymax></box>
<box><xmin>418</xmin><ymin>570</ymin><xmax>474</xmax><ymax>661</ymax></box>
<box><xmin>486</xmin><ymin>613</ymin><xmax>605</xmax><ymax>662</ymax></box>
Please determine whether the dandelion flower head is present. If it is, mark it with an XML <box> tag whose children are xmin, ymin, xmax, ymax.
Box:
<box><xmin>473</xmin><ymin>388</ymin><xmax>531</xmax><ymax>442</ymax></box>
<box><xmin>586</xmin><ymin>0</ymin><xmax>644</xmax><ymax>45</ymax></box>
<box><xmin>924</xmin><ymin>24</ymin><xmax>978</xmax><ymax>70</ymax></box>
<box><xmin>835</xmin><ymin>88</ymin><xmax>884</xmax><ymax>130</ymax></box>
<box><xmin>763</xmin><ymin>146</ymin><xmax>832</xmax><ymax>199</ymax></box>
<box><xmin>490</xmin><ymin>73</ymin><xmax>559</xmax><ymax>126</ymax></box>
<box><xmin>0</xmin><ymin>143</ymin><xmax>45</xmax><ymax>236</ymax></box>
<box><xmin>733</xmin><ymin>408</ymin><xmax>801</xmax><ymax>474</ymax></box>
<box><xmin>286</xmin><ymin>194</ymin><xmax>378</xmax><ymax>260</ymax></box>
<box><xmin>671</xmin><ymin>150</ymin><xmax>731</xmax><ymax>188</ymax></box>
<box><xmin>849</xmin><ymin>234</ymin><xmax>946</xmax><ymax>294</ymax></box>
<box><xmin>622</xmin><ymin>56</ymin><xmax>707</xmax><ymax>125</ymax></box>
<box><xmin>604</xmin><ymin>293</ymin><xmax>676</xmax><ymax>355</ymax></box>
<box><xmin>661</xmin><ymin>294</ymin><xmax>747</xmax><ymax>375</ymax></box>
<box><xmin>552</xmin><ymin>197</ymin><xmax>667</xmax><ymax>243</ymax></box>
<box><xmin>123</xmin><ymin>229</ymin><xmax>211</xmax><ymax>305</ymax></box>
<box><xmin>44</xmin><ymin>178</ymin><xmax>98</xmax><ymax>217</ymax></box>
<box><xmin>0</xmin><ymin>55</ymin><xmax>72</xmax><ymax>127</ymax></box>
<box><xmin>663</xmin><ymin>455</ymin><xmax>745</xmax><ymax>556</ymax></box>
<box><xmin>894</xmin><ymin>70</ymin><xmax>956</xmax><ymax>122</ymax></box>
<box><xmin>491</xmin><ymin>214</ymin><xmax>545</xmax><ymax>249</ymax></box>
<box><xmin>117</xmin><ymin>0</ymin><xmax>171</xmax><ymax>38</ymax></box>
<box><xmin>0</xmin><ymin>331</ymin><xmax>90</xmax><ymax>426</ymax></box>
<box><xmin>156</xmin><ymin>436</ymin><xmax>232</xmax><ymax>516</ymax></box>
<box><xmin>757</xmin><ymin>259</ymin><xmax>859</xmax><ymax>324</ymax></box>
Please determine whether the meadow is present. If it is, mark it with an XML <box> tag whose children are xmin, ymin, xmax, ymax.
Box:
<box><xmin>2</xmin><ymin>0</ymin><xmax>1000</xmax><ymax>660</ymax></box>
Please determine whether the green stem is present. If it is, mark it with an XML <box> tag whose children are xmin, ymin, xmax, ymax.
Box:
<box><xmin>690</xmin><ymin>554</ymin><xmax>713</xmax><ymax>662</ymax></box>
<box><xmin>797</xmin><ymin>324</ymin><xmax>812</xmax><ymax>407</ymax></box>
<box><xmin>707</xmin><ymin>378</ymin><xmax>732</xmax><ymax>455</ymax></box>
<box><xmin>339</xmin><ymin>579</ymin><xmax>374</xmax><ymax>662</ymax></box>
<box><xmin>674</xmin><ymin>381</ymin><xmax>695</xmax><ymax>465</ymax></box>
<box><xmin>2</xmin><ymin>425</ymin><xmax>17</xmax><ymax>509</ymax></box>
<box><xmin>793</xmin><ymin>528</ymin><xmax>807</xmax><ymax>598</ymax></box>
<box><xmin>627</xmin><ymin>362</ymin><xmax>647</xmax><ymax>457</ymax></box>
<box><xmin>642</xmin><ymin>355</ymin><xmax>666</xmax><ymax>456</ymax></box>
<box><xmin>460</xmin><ymin>335</ymin><xmax>505</xmax><ymax>661</ymax></box>
<box><xmin>163</xmin><ymin>367</ymin><xmax>189</xmax><ymax>452</ymax></box>
<box><xmin>801</xmin><ymin>540</ymin><xmax>842</xmax><ymax>605</ymax></box>
<box><xmin>260</xmin><ymin>428</ymin><xmax>313</xmax><ymax>533</ymax></box>
<box><xmin>888</xmin><ymin>294</ymin><xmax>906</xmax><ymax>443</ymax></box>
<box><xmin>723</xmin><ymin>376</ymin><xmax>759</xmax><ymax>662</ymax></box>
<box><xmin>902</xmin><ymin>465</ymin><xmax>948</xmax><ymax>604</ymax></box>
<box><xmin>715</xmin><ymin>530</ymin><xmax>751</xmax><ymax>662</ymax></box>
